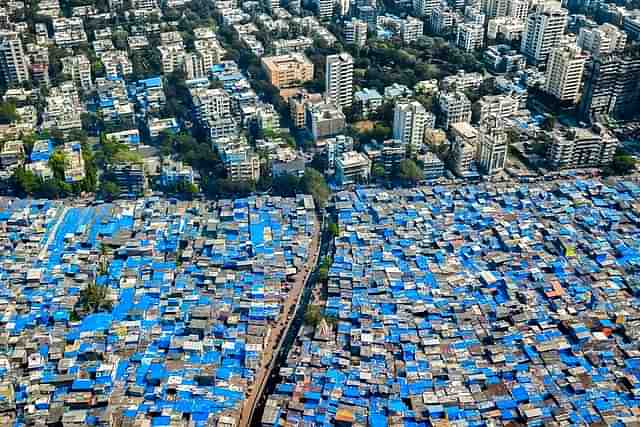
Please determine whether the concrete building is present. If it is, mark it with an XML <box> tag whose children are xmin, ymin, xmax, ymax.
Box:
<box><xmin>309</xmin><ymin>102</ymin><xmax>346</xmax><ymax>141</ymax></box>
<box><xmin>112</xmin><ymin>162</ymin><xmax>146</xmax><ymax>195</ymax></box>
<box><xmin>430</xmin><ymin>6</ymin><xmax>457</xmax><ymax>34</ymax></box>
<box><xmin>420</xmin><ymin>151</ymin><xmax>445</xmax><ymax>179</ymax></box>
<box><xmin>520</xmin><ymin>2</ymin><xmax>568</xmax><ymax>66</ymax></box>
<box><xmin>325</xmin><ymin>53</ymin><xmax>354</xmax><ymax>108</ymax></box>
<box><xmin>61</xmin><ymin>55</ymin><xmax>92</xmax><ymax>91</ymax></box>
<box><xmin>438</xmin><ymin>91</ymin><xmax>472</xmax><ymax>129</ymax></box>
<box><xmin>289</xmin><ymin>90</ymin><xmax>323</xmax><ymax>129</ymax></box>
<box><xmin>221</xmin><ymin>143</ymin><xmax>261</xmax><ymax>182</ymax></box>
<box><xmin>0</xmin><ymin>31</ymin><xmax>29</xmax><ymax>85</ymax></box>
<box><xmin>101</xmin><ymin>51</ymin><xmax>133</xmax><ymax>79</ymax></box>
<box><xmin>161</xmin><ymin>158</ymin><xmax>198</xmax><ymax>188</ymax></box>
<box><xmin>450</xmin><ymin>122</ymin><xmax>478</xmax><ymax>176</ymax></box>
<box><xmin>261</xmin><ymin>54</ymin><xmax>314</xmax><ymax>89</ymax></box>
<box><xmin>353</xmin><ymin>88</ymin><xmax>383</xmax><ymax>118</ymax></box>
<box><xmin>393</xmin><ymin>100</ymin><xmax>428</xmax><ymax>150</ymax></box>
<box><xmin>577</xmin><ymin>23</ymin><xmax>626</xmax><ymax>58</ymax></box>
<box><xmin>336</xmin><ymin>151</ymin><xmax>371</xmax><ymax>185</ymax></box>
<box><xmin>456</xmin><ymin>23</ymin><xmax>484</xmax><ymax>52</ymax></box>
<box><xmin>544</xmin><ymin>45</ymin><xmax>587</xmax><ymax>104</ymax></box>
<box><xmin>60</xmin><ymin>142</ymin><xmax>86</xmax><ymax>183</ymax></box>
<box><xmin>483</xmin><ymin>44</ymin><xmax>526</xmax><ymax>73</ymax></box>
<box><xmin>344</xmin><ymin>18</ymin><xmax>368</xmax><ymax>47</ymax></box>
<box><xmin>580</xmin><ymin>55</ymin><xmax>640</xmax><ymax>120</ymax></box>
<box><xmin>547</xmin><ymin>124</ymin><xmax>618</xmax><ymax>169</ymax></box>
<box><xmin>315</xmin><ymin>0</ymin><xmax>334</xmax><ymax>20</ymax></box>
<box><xmin>256</xmin><ymin>103</ymin><xmax>281</xmax><ymax>132</ymax></box>
<box><xmin>414</xmin><ymin>0</ymin><xmax>439</xmax><ymax>17</ymax></box>
<box><xmin>477</xmin><ymin>94</ymin><xmax>519</xmax><ymax>121</ymax></box>
<box><xmin>190</xmin><ymin>87</ymin><xmax>232</xmax><ymax>124</ymax></box>
<box><xmin>487</xmin><ymin>17</ymin><xmax>525</xmax><ymax>41</ymax></box>
<box><xmin>400</xmin><ymin>17</ymin><xmax>424</xmax><ymax>44</ymax></box>
<box><xmin>477</xmin><ymin>114</ymin><xmax>508</xmax><ymax>175</ymax></box>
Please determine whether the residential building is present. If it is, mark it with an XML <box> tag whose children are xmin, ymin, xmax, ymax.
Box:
<box><xmin>483</xmin><ymin>44</ymin><xmax>526</xmax><ymax>73</ymax></box>
<box><xmin>336</xmin><ymin>151</ymin><xmax>371</xmax><ymax>185</ymax></box>
<box><xmin>220</xmin><ymin>142</ymin><xmax>261</xmax><ymax>182</ymax></box>
<box><xmin>112</xmin><ymin>162</ymin><xmax>146</xmax><ymax>195</ymax></box>
<box><xmin>323</xmin><ymin>135</ymin><xmax>354</xmax><ymax>170</ymax></box>
<box><xmin>325</xmin><ymin>53</ymin><xmax>354</xmax><ymax>108</ymax></box>
<box><xmin>438</xmin><ymin>91</ymin><xmax>472</xmax><ymax>129</ymax></box>
<box><xmin>272</xmin><ymin>37</ymin><xmax>314</xmax><ymax>55</ymax></box>
<box><xmin>477</xmin><ymin>94</ymin><xmax>519</xmax><ymax>121</ymax></box>
<box><xmin>414</xmin><ymin>0</ymin><xmax>439</xmax><ymax>17</ymax></box>
<box><xmin>380</xmin><ymin>139</ymin><xmax>405</xmax><ymax>175</ymax></box>
<box><xmin>400</xmin><ymin>17</ymin><xmax>423</xmax><ymax>43</ymax></box>
<box><xmin>52</xmin><ymin>17</ymin><xmax>87</xmax><ymax>47</ymax></box>
<box><xmin>161</xmin><ymin>158</ymin><xmax>198</xmax><ymax>187</ymax></box>
<box><xmin>101</xmin><ymin>51</ymin><xmax>133</xmax><ymax>79</ymax></box>
<box><xmin>61</xmin><ymin>142</ymin><xmax>86</xmax><ymax>183</ymax></box>
<box><xmin>26</xmin><ymin>44</ymin><xmax>48</xmax><ymax>87</ymax></box>
<box><xmin>520</xmin><ymin>2</ymin><xmax>568</xmax><ymax>66</ymax></box>
<box><xmin>354</xmin><ymin>88</ymin><xmax>383</xmax><ymax>118</ymax></box>
<box><xmin>344</xmin><ymin>18</ymin><xmax>368</xmax><ymax>47</ymax></box>
<box><xmin>272</xmin><ymin>156</ymin><xmax>305</xmax><ymax>177</ymax></box>
<box><xmin>544</xmin><ymin>45</ymin><xmax>587</xmax><ymax>104</ymax></box>
<box><xmin>420</xmin><ymin>151</ymin><xmax>445</xmax><ymax>179</ymax></box>
<box><xmin>450</xmin><ymin>122</ymin><xmax>478</xmax><ymax>175</ymax></box>
<box><xmin>0</xmin><ymin>140</ymin><xmax>24</xmax><ymax>170</ymax></box>
<box><xmin>256</xmin><ymin>103</ymin><xmax>281</xmax><ymax>132</ymax></box>
<box><xmin>0</xmin><ymin>31</ymin><xmax>29</xmax><ymax>85</ymax></box>
<box><xmin>547</xmin><ymin>125</ymin><xmax>618</xmax><ymax>169</ymax></box>
<box><xmin>580</xmin><ymin>54</ymin><xmax>640</xmax><ymax>120</ymax></box>
<box><xmin>442</xmin><ymin>71</ymin><xmax>483</xmax><ymax>91</ymax></box>
<box><xmin>430</xmin><ymin>6</ymin><xmax>457</xmax><ymax>34</ymax></box>
<box><xmin>190</xmin><ymin>87</ymin><xmax>232</xmax><ymax>123</ymax></box>
<box><xmin>309</xmin><ymin>102</ymin><xmax>346</xmax><ymax>141</ymax></box>
<box><xmin>158</xmin><ymin>45</ymin><xmax>185</xmax><ymax>74</ymax></box>
<box><xmin>289</xmin><ymin>90</ymin><xmax>323</xmax><ymax>129</ymax></box>
<box><xmin>456</xmin><ymin>23</ymin><xmax>484</xmax><ymax>52</ymax></box>
<box><xmin>315</xmin><ymin>0</ymin><xmax>334</xmax><ymax>20</ymax></box>
<box><xmin>105</xmin><ymin>129</ymin><xmax>141</xmax><ymax>146</ymax></box>
<box><xmin>384</xmin><ymin>83</ymin><xmax>413</xmax><ymax>100</ymax></box>
<box><xmin>147</xmin><ymin>118</ymin><xmax>180</xmax><ymax>140</ymax></box>
<box><xmin>61</xmin><ymin>55</ymin><xmax>92</xmax><ymax>91</ymax></box>
<box><xmin>487</xmin><ymin>17</ymin><xmax>525</xmax><ymax>40</ymax></box>
<box><xmin>477</xmin><ymin>114</ymin><xmax>508</xmax><ymax>175</ymax></box>
<box><xmin>43</xmin><ymin>82</ymin><xmax>83</xmax><ymax>131</ymax></box>
<box><xmin>577</xmin><ymin>23</ymin><xmax>626</xmax><ymax>58</ymax></box>
<box><xmin>261</xmin><ymin>54</ymin><xmax>314</xmax><ymax>89</ymax></box>
<box><xmin>393</xmin><ymin>100</ymin><xmax>428</xmax><ymax>149</ymax></box>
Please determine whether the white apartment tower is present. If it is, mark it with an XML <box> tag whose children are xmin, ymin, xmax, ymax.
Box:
<box><xmin>456</xmin><ymin>23</ymin><xmax>485</xmax><ymax>52</ymax></box>
<box><xmin>544</xmin><ymin>45</ymin><xmax>587</xmax><ymax>104</ymax></box>
<box><xmin>414</xmin><ymin>0</ymin><xmax>440</xmax><ymax>17</ymax></box>
<box><xmin>0</xmin><ymin>31</ymin><xmax>29</xmax><ymax>85</ymax></box>
<box><xmin>315</xmin><ymin>0</ymin><xmax>334</xmax><ymax>20</ymax></box>
<box><xmin>326</xmin><ymin>53</ymin><xmax>354</xmax><ymax>108</ymax></box>
<box><xmin>393</xmin><ymin>100</ymin><xmax>428</xmax><ymax>149</ymax></box>
<box><xmin>477</xmin><ymin>114</ymin><xmax>508</xmax><ymax>175</ymax></box>
<box><xmin>344</xmin><ymin>18</ymin><xmax>368</xmax><ymax>47</ymax></box>
<box><xmin>577</xmin><ymin>23</ymin><xmax>626</xmax><ymax>59</ymax></box>
<box><xmin>520</xmin><ymin>2</ymin><xmax>568</xmax><ymax>66</ymax></box>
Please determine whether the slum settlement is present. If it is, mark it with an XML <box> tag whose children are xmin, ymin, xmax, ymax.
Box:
<box><xmin>265</xmin><ymin>180</ymin><xmax>640</xmax><ymax>427</ymax></box>
<box><xmin>0</xmin><ymin>195</ymin><xmax>317</xmax><ymax>426</ymax></box>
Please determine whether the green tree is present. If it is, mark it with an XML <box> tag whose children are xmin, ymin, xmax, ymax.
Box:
<box><xmin>76</xmin><ymin>281</ymin><xmax>112</xmax><ymax>316</ymax></box>
<box><xmin>327</xmin><ymin>220</ymin><xmax>339</xmax><ymax>238</ymax></box>
<box><xmin>301</xmin><ymin>168</ymin><xmax>330</xmax><ymax>209</ymax></box>
<box><xmin>304</xmin><ymin>305</ymin><xmax>324</xmax><ymax>327</ymax></box>
<box><xmin>48</xmin><ymin>150</ymin><xmax>68</xmax><ymax>181</ymax></box>
<box><xmin>397</xmin><ymin>159</ymin><xmax>424</xmax><ymax>186</ymax></box>
<box><xmin>0</xmin><ymin>102</ymin><xmax>18</xmax><ymax>124</ymax></box>
<box><xmin>100</xmin><ymin>180</ymin><xmax>120</xmax><ymax>201</ymax></box>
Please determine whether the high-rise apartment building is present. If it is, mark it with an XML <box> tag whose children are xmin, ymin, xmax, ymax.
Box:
<box><xmin>577</xmin><ymin>23</ymin><xmax>626</xmax><ymax>59</ymax></box>
<box><xmin>344</xmin><ymin>18</ymin><xmax>368</xmax><ymax>47</ymax></box>
<box><xmin>544</xmin><ymin>45</ymin><xmax>587</xmax><ymax>104</ymax></box>
<box><xmin>413</xmin><ymin>0</ymin><xmax>439</xmax><ymax>17</ymax></box>
<box><xmin>477</xmin><ymin>114</ymin><xmax>508</xmax><ymax>175</ymax></box>
<box><xmin>326</xmin><ymin>53</ymin><xmax>354</xmax><ymax>108</ymax></box>
<box><xmin>520</xmin><ymin>2</ymin><xmax>568</xmax><ymax>66</ymax></box>
<box><xmin>0</xmin><ymin>31</ymin><xmax>29</xmax><ymax>85</ymax></box>
<box><xmin>580</xmin><ymin>55</ymin><xmax>640</xmax><ymax>120</ymax></box>
<box><xmin>393</xmin><ymin>101</ymin><xmax>428</xmax><ymax>149</ymax></box>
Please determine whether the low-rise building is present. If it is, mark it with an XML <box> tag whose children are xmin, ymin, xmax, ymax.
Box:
<box><xmin>262</xmin><ymin>54</ymin><xmax>314</xmax><ymax>89</ymax></box>
<box><xmin>161</xmin><ymin>158</ymin><xmax>198</xmax><ymax>188</ymax></box>
<box><xmin>353</xmin><ymin>88</ymin><xmax>383</xmax><ymax>118</ymax></box>
<box><xmin>60</xmin><ymin>142</ymin><xmax>86</xmax><ymax>183</ymax></box>
<box><xmin>547</xmin><ymin>125</ymin><xmax>618</xmax><ymax>169</ymax></box>
<box><xmin>420</xmin><ymin>151</ymin><xmax>445</xmax><ymax>179</ymax></box>
<box><xmin>336</xmin><ymin>151</ymin><xmax>371</xmax><ymax>185</ymax></box>
<box><xmin>112</xmin><ymin>161</ymin><xmax>146</xmax><ymax>195</ymax></box>
<box><xmin>438</xmin><ymin>91</ymin><xmax>472</xmax><ymax>129</ymax></box>
<box><xmin>308</xmin><ymin>102</ymin><xmax>346</xmax><ymax>141</ymax></box>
